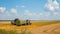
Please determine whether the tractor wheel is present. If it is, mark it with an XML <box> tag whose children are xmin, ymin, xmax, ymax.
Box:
<box><xmin>11</xmin><ymin>21</ymin><xmax>16</xmax><ymax>25</ymax></box>
<box><xmin>28</xmin><ymin>20</ymin><xmax>31</xmax><ymax>25</ymax></box>
<box><xmin>16</xmin><ymin>24</ymin><xmax>21</xmax><ymax>26</ymax></box>
<box><xmin>29</xmin><ymin>23</ymin><xmax>31</xmax><ymax>25</ymax></box>
<box><xmin>26</xmin><ymin>23</ymin><xmax>28</xmax><ymax>25</ymax></box>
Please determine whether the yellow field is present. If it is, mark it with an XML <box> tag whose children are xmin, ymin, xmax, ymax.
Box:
<box><xmin>0</xmin><ymin>20</ymin><xmax>60</xmax><ymax>34</ymax></box>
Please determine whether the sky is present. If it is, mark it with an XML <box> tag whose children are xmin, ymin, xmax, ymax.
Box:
<box><xmin>0</xmin><ymin>0</ymin><xmax>60</xmax><ymax>20</ymax></box>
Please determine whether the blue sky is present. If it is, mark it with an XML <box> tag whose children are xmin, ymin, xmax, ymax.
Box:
<box><xmin>0</xmin><ymin>0</ymin><xmax>60</xmax><ymax>20</ymax></box>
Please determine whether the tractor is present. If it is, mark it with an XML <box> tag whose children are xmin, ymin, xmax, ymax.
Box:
<box><xmin>11</xmin><ymin>18</ymin><xmax>31</xmax><ymax>26</ymax></box>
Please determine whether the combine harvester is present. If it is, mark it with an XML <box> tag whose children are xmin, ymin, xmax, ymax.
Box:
<box><xmin>11</xmin><ymin>18</ymin><xmax>31</xmax><ymax>26</ymax></box>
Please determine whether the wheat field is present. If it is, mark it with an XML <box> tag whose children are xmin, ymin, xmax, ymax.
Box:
<box><xmin>0</xmin><ymin>20</ymin><xmax>60</xmax><ymax>34</ymax></box>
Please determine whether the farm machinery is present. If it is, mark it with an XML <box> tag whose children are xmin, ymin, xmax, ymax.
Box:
<box><xmin>11</xmin><ymin>18</ymin><xmax>31</xmax><ymax>26</ymax></box>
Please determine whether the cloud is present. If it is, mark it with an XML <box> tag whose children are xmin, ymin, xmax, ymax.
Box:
<box><xmin>45</xmin><ymin>0</ymin><xmax>59</xmax><ymax>11</ymax></box>
<box><xmin>24</xmin><ymin>10</ymin><xmax>38</xmax><ymax>16</ymax></box>
<box><xmin>24</xmin><ymin>10</ymin><xmax>52</xmax><ymax>20</ymax></box>
<box><xmin>16</xmin><ymin>5</ymin><xmax>25</xmax><ymax>8</ymax></box>
<box><xmin>24</xmin><ymin>10</ymin><xmax>33</xmax><ymax>16</ymax></box>
<box><xmin>5</xmin><ymin>11</ymin><xmax>10</xmax><ymax>17</ymax></box>
<box><xmin>24</xmin><ymin>10</ymin><xmax>38</xmax><ymax>19</ymax></box>
<box><xmin>39</xmin><ymin>12</ymin><xmax>50</xmax><ymax>17</ymax></box>
<box><xmin>0</xmin><ymin>7</ymin><xmax>6</xmax><ymax>13</ymax></box>
<box><xmin>53</xmin><ymin>12</ymin><xmax>60</xmax><ymax>16</ymax></box>
<box><xmin>21</xmin><ymin>5</ymin><xmax>25</xmax><ymax>8</ymax></box>
<box><xmin>10</xmin><ymin>8</ymin><xmax>17</xmax><ymax>14</ymax></box>
<box><xmin>10</xmin><ymin>8</ymin><xmax>20</xmax><ymax>18</ymax></box>
<box><xmin>39</xmin><ymin>13</ymin><xmax>44</xmax><ymax>17</ymax></box>
<box><xmin>44</xmin><ymin>12</ymin><xmax>50</xmax><ymax>17</ymax></box>
<box><xmin>24</xmin><ymin>9</ymin><xmax>52</xmax><ymax>18</ymax></box>
<box><xmin>52</xmin><ymin>0</ymin><xmax>59</xmax><ymax>10</ymax></box>
<box><xmin>44</xmin><ymin>0</ymin><xmax>60</xmax><ymax>18</ymax></box>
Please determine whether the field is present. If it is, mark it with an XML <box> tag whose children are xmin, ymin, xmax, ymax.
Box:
<box><xmin>0</xmin><ymin>20</ymin><xmax>60</xmax><ymax>34</ymax></box>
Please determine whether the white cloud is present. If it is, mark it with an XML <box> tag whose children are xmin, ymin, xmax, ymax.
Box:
<box><xmin>45</xmin><ymin>12</ymin><xmax>50</xmax><ymax>17</ymax></box>
<box><xmin>24</xmin><ymin>10</ymin><xmax>33</xmax><ymax>16</ymax></box>
<box><xmin>45</xmin><ymin>0</ymin><xmax>59</xmax><ymax>11</ymax></box>
<box><xmin>39</xmin><ymin>13</ymin><xmax>44</xmax><ymax>17</ymax></box>
<box><xmin>24</xmin><ymin>10</ymin><xmax>52</xmax><ymax>20</ymax></box>
<box><xmin>39</xmin><ymin>12</ymin><xmax>50</xmax><ymax>17</ymax></box>
<box><xmin>52</xmin><ymin>0</ymin><xmax>59</xmax><ymax>10</ymax></box>
<box><xmin>25</xmin><ymin>10</ymin><xmax>30</xmax><ymax>13</ymax></box>
<box><xmin>16</xmin><ymin>5</ymin><xmax>25</xmax><ymax>8</ymax></box>
<box><xmin>24</xmin><ymin>10</ymin><xmax>38</xmax><ymax>20</ymax></box>
<box><xmin>5</xmin><ymin>11</ymin><xmax>11</xmax><ymax>17</ymax></box>
<box><xmin>10</xmin><ymin>8</ymin><xmax>17</xmax><ymax>14</ymax></box>
<box><xmin>45</xmin><ymin>0</ymin><xmax>60</xmax><ymax>18</ymax></box>
<box><xmin>45</xmin><ymin>2</ymin><xmax>54</xmax><ymax>11</ymax></box>
<box><xmin>53</xmin><ymin>12</ymin><xmax>59</xmax><ymax>16</ymax></box>
<box><xmin>0</xmin><ymin>7</ymin><xmax>6</xmax><ymax>13</ymax></box>
<box><xmin>10</xmin><ymin>8</ymin><xmax>21</xmax><ymax>19</ymax></box>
